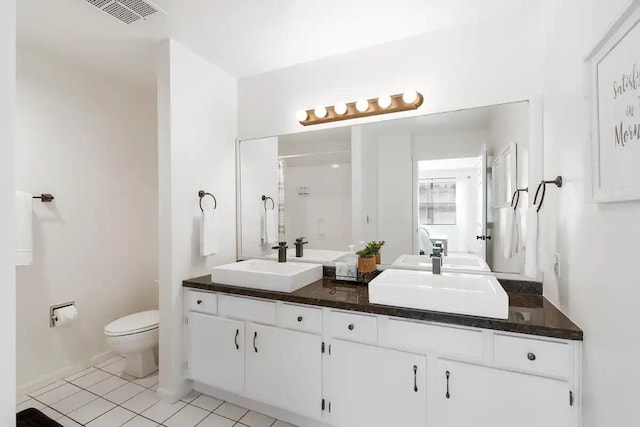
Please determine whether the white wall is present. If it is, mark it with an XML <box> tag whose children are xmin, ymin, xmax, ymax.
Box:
<box><xmin>14</xmin><ymin>46</ymin><xmax>158</xmax><ymax>394</ymax></box>
<box><xmin>157</xmin><ymin>40</ymin><xmax>237</xmax><ymax>401</ymax></box>
<box><xmin>239</xmin><ymin>137</ymin><xmax>279</xmax><ymax>257</ymax></box>
<box><xmin>0</xmin><ymin>0</ymin><xmax>16</xmax><ymax>421</ymax></box>
<box><xmin>413</xmin><ymin>130</ymin><xmax>488</xmax><ymax>161</ymax></box>
<box><xmin>539</xmin><ymin>0</ymin><xmax>640</xmax><ymax>425</ymax></box>
<box><xmin>238</xmin><ymin>11</ymin><xmax>542</xmax><ymax>140</ymax></box>
<box><xmin>283</xmin><ymin>164</ymin><xmax>352</xmax><ymax>250</ymax></box>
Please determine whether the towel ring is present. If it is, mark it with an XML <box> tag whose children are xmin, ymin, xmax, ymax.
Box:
<box><xmin>510</xmin><ymin>188</ymin><xmax>528</xmax><ymax>210</ymax></box>
<box><xmin>198</xmin><ymin>190</ymin><xmax>217</xmax><ymax>212</ymax></box>
<box><xmin>533</xmin><ymin>176</ymin><xmax>562</xmax><ymax>212</ymax></box>
<box><xmin>262</xmin><ymin>195</ymin><xmax>275</xmax><ymax>211</ymax></box>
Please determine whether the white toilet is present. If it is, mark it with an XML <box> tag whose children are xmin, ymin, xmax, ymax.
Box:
<box><xmin>104</xmin><ymin>310</ymin><xmax>159</xmax><ymax>378</ymax></box>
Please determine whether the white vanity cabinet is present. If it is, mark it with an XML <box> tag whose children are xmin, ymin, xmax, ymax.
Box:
<box><xmin>245</xmin><ymin>322</ymin><xmax>322</xmax><ymax>420</ymax></box>
<box><xmin>186</xmin><ymin>312</ymin><xmax>245</xmax><ymax>394</ymax></box>
<box><xmin>328</xmin><ymin>339</ymin><xmax>427</xmax><ymax>427</ymax></box>
<box><xmin>429</xmin><ymin>359</ymin><xmax>573</xmax><ymax>427</ymax></box>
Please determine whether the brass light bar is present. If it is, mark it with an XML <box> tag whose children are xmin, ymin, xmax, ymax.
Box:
<box><xmin>297</xmin><ymin>92</ymin><xmax>423</xmax><ymax>126</ymax></box>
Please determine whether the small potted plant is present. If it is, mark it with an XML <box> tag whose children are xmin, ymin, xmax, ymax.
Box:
<box><xmin>356</xmin><ymin>245</ymin><xmax>377</xmax><ymax>273</ymax></box>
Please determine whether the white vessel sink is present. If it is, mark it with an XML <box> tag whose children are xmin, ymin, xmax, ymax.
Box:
<box><xmin>392</xmin><ymin>253</ymin><xmax>491</xmax><ymax>272</ymax></box>
<box><xmin>267</xmin><ymin>249</ymin><xmax>348</xmax><ymax>263</ymax></box>
<box><xmin>368</xmin><ymin>269</ymin><xmax>508</xmax><ymax>319</ymax></box>
<box><xmin>211</xmin><ymin>259</ymin><xmax>322</xmax><ymax>293</ymax></box>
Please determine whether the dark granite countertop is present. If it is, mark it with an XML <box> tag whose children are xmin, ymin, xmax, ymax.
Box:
<box><xmin>183</xmin><ymin>275</ymin><xmax>583</xmax><ymax>341</ymax></box>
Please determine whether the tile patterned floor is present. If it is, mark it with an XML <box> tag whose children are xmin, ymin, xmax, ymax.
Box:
<box><xmin>16</xmin><ymin>356</ymin><xmax>297</xmax><ymax>427</ymax></box>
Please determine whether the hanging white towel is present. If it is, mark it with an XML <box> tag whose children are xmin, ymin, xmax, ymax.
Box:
<box><xmin>200</xmin><ymin>210</ymin><xmax>218</xmax><ymax>256</ymax></box>
<box><xmin>15</xmin><ymin>191</ymin><xmax>33</xmax><ymax>266</ymax></box>
<box><xmin>503</xmin><ymin>208</ymin><xmax>525</xmax><ymax>260</ymax></box>
<box><xmin>524</xmin><ymin>208</ymin><xmax>538</xmax><ymax>278</ymax></box>
<box><xmin>262</xmin><ymin>209</ymin><xmax>278</xmax><ymax>245</ymax></box>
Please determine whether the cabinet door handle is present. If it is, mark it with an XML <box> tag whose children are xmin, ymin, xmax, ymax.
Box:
<box><xmin>234</xmin><ymin>329</ymin><xmax>239</xmax><ymax>350</ymax></box>
<box><xmin>413</xmin><ymin>365</ymin><xmax>418</xmax><ymax>392</ymax></box>
<box><xmin>527</xmin><ymin>352</ymin><xmax>536</xmax><ymax>361</ymax></box>
<box><xmin>445</xmin><ymin>370</ymin><xmax>451</xmax><ymax>399</ymax></box>
<box><xmin>196</xmin><ymin>300</ymin><xmax>202</xmax><ymax>305</ymax></box>
<box><xmin>348</xmin><ymin>323</ymin><xmax>354</xmax><ymax>330</ymax></box>
<box><xmin>297</xmin><ymin>316</ymin><xmax>303</xmax><ymax>322</ymax></box>
<box><xmin>253</xmin><ymin>331</ymin><xmax>258</xmax><ymax>353</ymax></box>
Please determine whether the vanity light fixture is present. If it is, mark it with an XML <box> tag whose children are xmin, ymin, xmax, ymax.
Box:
<box><xmin>296</xmin><ymin>91</ymin><xmax>423</xmax><ymax>126</ymax></box>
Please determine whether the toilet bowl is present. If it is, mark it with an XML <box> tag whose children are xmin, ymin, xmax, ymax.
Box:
<box><xmin>104</xmin><ymin>310</ymin><xmax>159</xmax><ymax>378</ymax></box>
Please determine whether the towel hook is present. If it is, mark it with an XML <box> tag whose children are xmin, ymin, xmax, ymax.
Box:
<box><xmin>198</xmin><ymin>190</ymin><xmax>217</xmax><ymax>212</ymax></box>
<box><xmin>33</xmin><ymin>193</ymin><xmax>54</xmax><ymax>202</ymax></box>
<box><xmin>533</xmin><ymin>176</ymin><xmax>562</xmax><ymax>212</ymax></box>
<box><xmin>510</xmin><ymin>188</ymin><xmax>528</xmax><ymax>210</ymax></box>
<box><xmin>262</xmin><ymin>195</ymin><xmax>275</xmax><ymax>211</ymax></box>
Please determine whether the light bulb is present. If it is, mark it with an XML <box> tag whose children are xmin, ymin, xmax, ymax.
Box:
<box><xmin>402</xmin><ymin>90</ymin><xmax>418</xmax><ymax>104</ymax></box>
<box><xmin>377</xmin><ymin>95</ymin><xmax>392</xmax><ymax>109</ymax></box>
<box><xmin>314</xmin><ymin>106</ymin><xmax>327</xmax><ymax>119</ymax></box>
<box><xmin>331</xmin><ymin>164</ymin><xmax>340</xmax><ymax>169</ymax></box>
<box><xmin>334</xmin><ymin>102</ymin><xmax>348</xmax><ymax>115</ymax></box>
<box><xmin>355</xmin><ymin>99</ymin><xmax>369</xmax><ymax>112</ymax></box>
<box><xmin>296</xmin><ymin>110</ymin><xmax>308</xmax><ymax>122</ymax></box>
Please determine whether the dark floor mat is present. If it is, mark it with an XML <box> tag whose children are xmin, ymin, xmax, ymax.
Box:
<box><xmin>16</xmin><ymin>408</ymin><xmax>64</xmax><ymax>427</ymax></box>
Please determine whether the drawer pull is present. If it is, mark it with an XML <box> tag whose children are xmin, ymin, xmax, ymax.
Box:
<box><xmin>348</xmin><ymin>323</ymin><xmax>354</xmax><ymax>331</ymax></box>
<box><xmin>253</xmin><ymin>331</ymin><xmax>258</xmax><ymax>353</ymax></box>
<box><xmin>527</xmin><ymin>352</ymin><xmax>536</xmax><ymax>361</ymax></box>
<box><xmin>196</xmin><ymin>300</ymin><xmax>202</xmax><ymax>305</ymax></box>
<box><xmin>297</xmin><ymin>316</ymin><xmax>303</xmax><ymax>322</ymax></box>
<box><xmin>234</xmin><ymin>329</ymin><xmax>239</xmax><ymax>350</ymax></box>
<box><xmin>413</xmin><ymin>365</ymin><xmax>418</xmax><ymax>392</ymax></box>
<box><xmin>445</xmin><ymin>370</ymin><xmax>451</xmax><ymax>399</ymax></box>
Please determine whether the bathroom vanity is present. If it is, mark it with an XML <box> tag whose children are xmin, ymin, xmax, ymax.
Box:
<box><xmin>182</xmin><ymin>275</ymin><xmax>582</xmax><ymax>427</ymax></box>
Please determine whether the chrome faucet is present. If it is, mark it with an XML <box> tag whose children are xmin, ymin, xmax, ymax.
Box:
<box><xmin>430</xmin><ymin>244</ymin><xmax>444</xmax><ymax>274</ymax></box>
<box><xmin>294</xmin><ymin>237</ymin><xmax>308</xmax><ymax>258</ymax></box>
<box><xmin>272</xmin><ymin>241</ymin><xmax>288</xmax><ymax>263</ymax></box>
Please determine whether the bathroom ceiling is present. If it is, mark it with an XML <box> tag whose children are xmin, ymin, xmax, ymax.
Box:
<box><xmin>17</xmin><ymin>0</ymin><xmax>528</xmax><ymax>90</ymax></box>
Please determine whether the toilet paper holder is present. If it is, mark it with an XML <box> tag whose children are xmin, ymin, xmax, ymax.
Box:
<box><xmin>50</xmin><ymin>301</ymin><xmax>75</xmax><ymax>327</ymax></box>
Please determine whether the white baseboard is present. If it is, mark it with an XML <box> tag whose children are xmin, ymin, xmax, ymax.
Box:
<box><xmin>17</xmin><ymin>350</ymin><xmax>118</xmax><ymax>399</ymax></box>
<box><xmin>157</xmin><ymin>380</ymin><xmax>191</xmax><ymax>403</ymax></box>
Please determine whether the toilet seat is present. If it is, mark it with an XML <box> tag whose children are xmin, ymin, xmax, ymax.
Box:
<box><xmin>105</xmin><ymin>310</ymin><xmax>158</xmax><ymax>337</ymax></box>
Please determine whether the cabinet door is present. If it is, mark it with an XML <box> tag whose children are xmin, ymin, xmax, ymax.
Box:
<box><xmin>187</xmin><ymin>312</ymin><xmax>244</xmax><ymax>394</ymax></box>
<box><xmin>329</xmin><ymin>339</ymin><xmax>427</xmax><ymax>427</ymax></box>
<box><xmin>246</xmin><ymin>323</ymin><xmax>322</xmax><ymax>420</ymax></box>
<box><xmin>430</xmin><ymin>359</ymin><xmax>573</xmax><ymax>427</ymax></box>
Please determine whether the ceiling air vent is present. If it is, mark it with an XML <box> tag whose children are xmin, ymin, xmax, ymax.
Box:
<box><xmin>84</xmin><ymin>0</ymin><xmax>163</xmax><ymax>24</ymax></box>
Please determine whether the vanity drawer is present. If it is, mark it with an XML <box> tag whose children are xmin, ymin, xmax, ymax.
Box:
<box><xmin>385</xmin><ymin>319</ymin><xmax>483</xmax><ymax>360</ymax></box>
<box><xmin>329</xmin><ymin>311</ymin><xmax>377</xmax><ymax>344</ymax></box>
<box><xmin>186</xmin><ymin>291</ymin><xmax>217</xmax><ymax>315</ymax></box>
<box><xmin>218</xmin><ymin>294</ymin><xmax>276</xmax><ymax>325</ymax></box>
<box><xmin>277</xmin><ymin>303</ymin><xmax>322</xmax><ymax>334</ymax></box>
<box><xmin>494</xmin><ymin>335</ymin><xmax>571</xmax><ymax>378</ymax></box>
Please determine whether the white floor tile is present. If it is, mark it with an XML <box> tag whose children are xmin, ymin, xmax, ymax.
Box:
<box><xmin>213</xmin><ymin>402</ymin><xmax>248</xmax><ymax>421</ymax></box>
<box><xmin>87</xmin><ymin>375</ymin><xmax>128</xmax><ymax>396</ymax></box>
<box><xmin>196</xmin><ymin>412</ymin><xmax>235</xmax><ymax>427</ymax></box>
<box><xmin>69</xmin><ymin>369</ymin><xmax>112</xmax><ymax>388</ymax></box>
<box><xmin>140</xmin><ymin>399</ymin><xmax>186</xmax><ymax>424</ymax></box>
<box><xmin>65</xmin><ymin>367</ymin><xmax>97</xmax><ymax>382</ymax></box>
<box><xmin>16</xmin><ymin>395</ymin><xmax>31</xmax><ymax>405</ymax></box>
<box><xmin>57</xmin><ymin>416</ymin><xmax>83</xmax><ymax>426</ymax></box>
<box><xmin>35</xmin><ymin>383</ymin><xmax>82</xmax><ymax>405</ymax></box>
<box><xmin>163</xmin><ymin>404</ymin><xmax>210</xmax><ymax>427</ymax></box>
<box><xmin>29</xmin><ymin>380</ymin><xmax>67</xmax><ymax>397</ymax></box>
<box><xmin>103</xmin><ymin>382</ymin><xmax>146</xmax><ymax>404</ymax></box>
<box><xmin>239</xmin><ymin>411</ymin><xmax>275</xmax><ymax>427</ymax></box>
<box><xmin>191</xmin><ymin>394</ymin><xmax>223</xmax><ymax>412</ymax></box>
<box><xmin>95</xmin><ymin>356</ymin><xmax>123</xmax><ymax>369</ymax></box>
<box><xmin>121</xmin><ymin>389</ymin><xmax>160</xmax><ymax>413</ymax></box>
<box><xmin>16</xmin><ymin>398</ymin><xmax>45</xmax><ymax>413</ymax></box>
<box><xmin>121</xmin><ymin>415</ymin><xmax>159</xmax><ymax>427</ymax></box>
<box><xmin>100</xmin><ymin>358</ymin><xmax>127</xmax><ymax>375</ymax></box>
<box><xmin>40</xmin><ymin>406</ymin><xmax>64</xmax><ymax>420</ymax></box>
<box><xmin>272</xmin><ymin>420</ymin><xmax>297</xmax><ymax>427</ymax></box>
<box><xmin>86</xmin><ymin>406</ymin><xmax>137</xmax><ymax>427</ymax></box>
<box><xmin>179</xmin><ymin>390</ymin><xmax>201</xmax><ymax>403</ymax></box>
<box><xmin>132</xmin><ymin>372</ymin><xmax>159</xmax><ymax>388</ymax></box>
<box><xmin>67</xmin><ymin>397</ymin><xmax>116</xmax><ymax>425</ymax></box>
<box><xmin>51</xmin><ymin>390</ymin><xmax>97</xmax><ymax>414</ymax></box>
